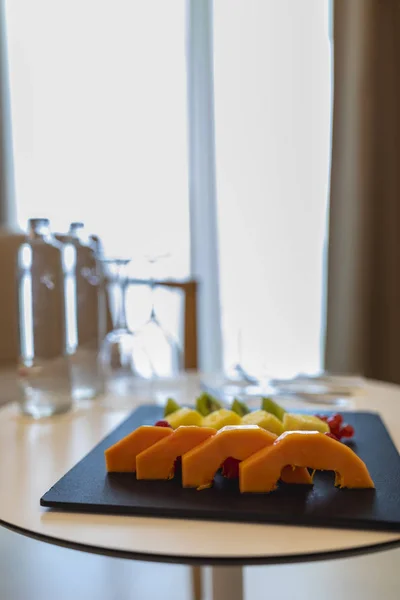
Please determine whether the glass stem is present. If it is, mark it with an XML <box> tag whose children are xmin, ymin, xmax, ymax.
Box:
<box><xmin>149</xmin><ymin>257</ymin><xmax>156</xmax><ymax>321</ymax></box>
<box><xmin>115</xmin><ymin>267</ymin><xmax>128</xmax><ymax>331</ymax></box>
<box><xmin>237</xmin><ymin>329</ymin><xmax>243</xmax><ymax>365</ymax></box>
<box><xmin>149</xmin><ymin>280</ymin><xmax>156</xmax><ymax>321</ymax></box>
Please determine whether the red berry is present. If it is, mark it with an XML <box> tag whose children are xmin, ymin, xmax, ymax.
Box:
<box><xmin>327</xmin><ymin>413</ymin><xmax>343</xmax><ymax>431</ymax></box>
<box><xmin>331</xmin><ymin>426</ymin><xmax>342</xmax><ymax>438</ymax></box>
<box><xmin>222</xmin><ymin>457</ymin><xmax>240</xmax><ymax>479</ymax></box>
<box><xmin>339</xmin><ymin>424</ymin><xmax>354</xmax><ymax>438</ymax></box>
<box><xmin>325</xmin><ymin>432</ymin><xmax>340</xmax><ymax>441</ymax></box>
<box><xmin>154</xmin><ymin>420</ymin><xmax>172</xmax><ymax>428</ymax></box>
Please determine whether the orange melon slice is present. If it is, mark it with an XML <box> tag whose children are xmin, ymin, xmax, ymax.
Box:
<box><xmin>181</xmin><ymin>424</ymin><xmax>309</xmax><ymax>489</ymax></box>
<box><xmin>136</xmin><ymin>426</ymin><xmax>216</xmax><ymax>480</ymax></box>
<box><xmin>280</xmin><ymin>465</ymin><xmax>313</xmax><ymax>485</ymax></box>
<box><xmin>105</xmin><ymin>425</ymin><xmax>172</xmax><ymax>473</ymax></box>
<box><xmin>240</xmin><ymin>430</ymin><xmax>375</xmax><ymax>493</ymax></box>
<box><xmin>182</xmin><ymin>425</ymin><xmax>275</xmax><ymax>488</ymax></box>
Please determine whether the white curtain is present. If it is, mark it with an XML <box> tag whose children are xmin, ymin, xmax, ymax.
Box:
<box><xmin>214</xmin><ymin>0</ymin><xmax>332</xmax><ymax>378</ymax></box>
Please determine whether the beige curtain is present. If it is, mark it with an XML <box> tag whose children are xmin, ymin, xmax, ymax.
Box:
<box><xmin>325</xmin><ymin>0</ymin><xmax>400</xmax><ymax>384</ymax></box>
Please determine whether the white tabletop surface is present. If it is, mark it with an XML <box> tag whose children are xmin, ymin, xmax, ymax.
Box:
<box><xmin>0</xmin><ymin>375</ymin><xmax>400</xmax><ymax>563</ymax></box>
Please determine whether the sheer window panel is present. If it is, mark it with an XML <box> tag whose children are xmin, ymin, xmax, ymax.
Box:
<box><xmin>214</xmin><ymin>0</ymin><xmax>332</xmax><ymax>378</ymax></box>
<box><xmin>5</xmin><ymin>0</ymin><xmax>190</xmax><ymax>279</ymax></box>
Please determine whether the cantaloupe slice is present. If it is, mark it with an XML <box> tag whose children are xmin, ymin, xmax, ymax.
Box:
<box><xmin>136</xmin><ymin>426</ymin><xmax>216</xmax><ymax>480</ymax></box>
<box><xmin>182</xmin><ymin>425</ymin><xmax>274</xmax><ymax>488</ymax></box>
<box><xmin>105</xmin><ymin>425</ymin><xmax>172</xmax><ymax>473</ymax></box>
<box><xmin>181</xmin><ymin>424</ymin><xmax>310</xmax><ymax>489</ymax></box>
<box><xmin>280</xmin><ymin>465</ymin><xmax>313</xmax><ymax>485</ymax></box>
<box><xmin>239</xmin><ymin>430</ymin><xmax>375</xmax><ymax>493</ymax></box>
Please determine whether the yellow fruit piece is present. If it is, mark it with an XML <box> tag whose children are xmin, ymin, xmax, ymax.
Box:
<box><xmin>165</xmin><ymin>407</ymin><xmax>203</xmax><ymax>429</ymax></box>
<box><xmin>241</xmin><ymin>410</ymin><xmax>284</xmax><ymax>435</ymax></box>
<box><xmin>283</xmin><ymin>413</ymin><xmax>330</xmax><ymax>434</ymax></box>
<box><xmin>301</xmin><ymin>415</ymin><xmax>331</xmax><ymax>432</ymax></box>
<box><xmin>202</xmin><ymin>409</ymin><xmax>241</xmax><ymax>430</ymax></box>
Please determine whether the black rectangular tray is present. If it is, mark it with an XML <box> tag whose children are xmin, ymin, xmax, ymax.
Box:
<box><xmin>41</xmin><ymin>405</ymin><xmax>400</xmax><ymax>532</ymax></box>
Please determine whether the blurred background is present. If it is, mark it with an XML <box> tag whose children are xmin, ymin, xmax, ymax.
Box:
<box><xmin>0</xmin><ymin>0</ymin><xmax>331</xmax><ymax>385</ymax></box>
<box><xmin>1</xmin><ymin>0</ymin><xmax>399</xmax><ymax>391</ymax></box>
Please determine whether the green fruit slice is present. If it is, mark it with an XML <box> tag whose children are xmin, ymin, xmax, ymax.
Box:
<box><xmin>195</xmin><ymin>392</ymin><xmax>222</xmax><ymax>416</ymax></box>
<box><xmin>164</xmin><ymin>397</ymin><xmax>181</xmax><ymax>417</ymax></box>
<box><xmin>231</xmin><ymin>398</ymin><xmax>250</xmax><ymax>416</ymax></box>
<box><xmin>261</xmin><ymin>397</ymin><xmax>286</xmax><ymax>421</ymax></box>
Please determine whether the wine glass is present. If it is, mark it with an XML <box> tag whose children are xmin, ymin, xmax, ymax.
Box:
<box><xmin>98</xmin><ymin>257</ymin><xmax>140</xmax><ymax>395</ymax></box>
<box><xmin>199</xmin><ymin>326</ymin><xmax>261</xmax><ymax>410</ymax></box>
<box><xmin>132</xmin><ymin>253</ymin><xmax>183</xmax><ymax>378</ymax></box>
<box><xmin>224</xmin><ymin>329</ymin><xmax>259</xmax><ymax>386</ymax></box>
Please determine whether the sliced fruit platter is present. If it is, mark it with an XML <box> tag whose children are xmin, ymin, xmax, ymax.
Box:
<box><xmin>105</xmin><ymin>394</ymin><xmax>374</xmax><ymax>493</ymax></box>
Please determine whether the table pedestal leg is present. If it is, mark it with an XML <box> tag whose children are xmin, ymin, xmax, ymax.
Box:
<box><xmin>191</xmin><ymin>566</ymin><xmax>202</xmax><ymax>600</ymax></box>
<box><xmin>211</xmin><ymin>566</ymin><xmax>244</xmax><ymax>600</ymax></box>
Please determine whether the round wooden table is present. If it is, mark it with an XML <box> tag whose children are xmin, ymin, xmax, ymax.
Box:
<box><xmin>0</xmin><ymin>376</ymin><xmax>399</xmax><ymax>599</ymax></box>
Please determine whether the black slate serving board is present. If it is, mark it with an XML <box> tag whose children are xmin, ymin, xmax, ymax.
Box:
<box><xmin>41</xmin><ymin>406</ymin><xmax>400</xmax><ymax>532</ymax></box>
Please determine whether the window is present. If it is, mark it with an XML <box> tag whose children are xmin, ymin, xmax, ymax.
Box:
<box><xmin>6</xmin><ymin>0</ymin><xmax>190</xmax><ymax>277</ymax></box>
<box><xmin>214</xmin><ymin>0</ymin><xmax>332</xmax><ymax>378</ymax></box>
<box><xmin>5</xmin><ymin>0</ymin><xmax>332</xmax><ymax>376</ymax></box>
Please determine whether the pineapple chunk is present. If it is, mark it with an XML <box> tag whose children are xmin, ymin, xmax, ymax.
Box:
<box><xmin>202</xmin><ymin>409</ymin><xmax>241</xmax><ymax>430</ymax></box>
<box><xmin>165</xmin><ymin>407</ymin><xmax>203</xmax><ymax>429</ymax></box>
<box><xmin>261</xmin><ymin>397</ymin><xmax>286</xmax><ymax>421</ymax></box>
<box><xmin>241</xmin><ymin>410</ymin><xmax>283</xmax><ymax>435</ymax></box>
<box><xmin>283</xmin><ymin>413</ymin><xmax>330</xmax><ymax>434</ymax></box>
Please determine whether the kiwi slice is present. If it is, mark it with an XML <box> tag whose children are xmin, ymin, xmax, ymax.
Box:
<box><xmin>164</xmin><ymin>397</ymin><xmax>181</xmax><ymax>417</ymax></box>
<box><xmin>195</xmin><ymin>392</ymin><xmax>222</xmax><ymax>416</ymax></box>
<box><xmin>261</xmin><ymin>397</ymin><xmax>286</xmax><ymax>421</ymax></box>
<box><xmin>231</xmin><ymin>398</ymin><xmax>250</xmax><ymax>416</ymax></box>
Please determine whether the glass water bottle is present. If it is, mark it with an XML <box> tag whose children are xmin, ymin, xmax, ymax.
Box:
<box><xmin>17</xmin><ymin>218</ymin><xmax>74</xmax><ymax>417</ymax></box>
<box><xmin>63</xmin><ymin>222</ymin><xmax>105</xmax><ymax>400</ymax></box>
